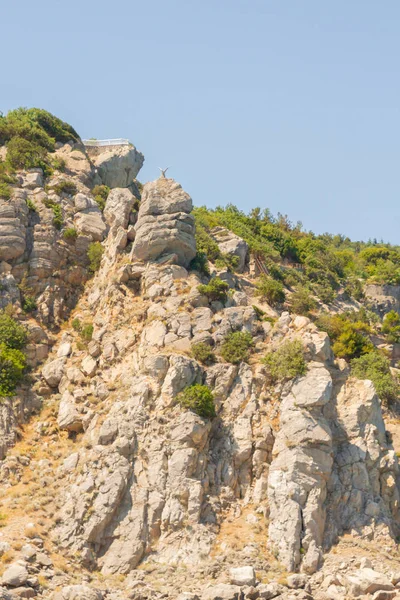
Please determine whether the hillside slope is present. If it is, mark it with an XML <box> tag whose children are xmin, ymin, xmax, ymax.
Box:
<box><xmin>0</xmin><ymin>109</ymin><xmax>399</xmax><ymax>600</ymax></box>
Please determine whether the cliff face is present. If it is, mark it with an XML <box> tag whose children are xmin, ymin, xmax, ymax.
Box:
<box><xmin>0</xmin><ymin>139</ymin><xmax>399</xmax><ymax>600</ymax></box>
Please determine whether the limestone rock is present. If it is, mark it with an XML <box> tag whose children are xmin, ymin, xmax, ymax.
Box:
<box><xmin>211</xmin><ymin>226</ymin><xmax>249</xmax><ymax>272</ymax></box>
<box><xmin>104</xmin><ymin>188</ymin><xmax>135</xmax><ymax>230</ymax></box>
<box><xmin>202</xmin><ymin>584</ymin><xmax>242</xmax><ymax>600</ymax></box>
<box><xmin>345</xmin><ymin>568</ymin><xmax>394</xmax><ymax>596</ymax></box>
<box><xmin>1</xmin><ymin>564</ymin><xmax>29</xmax><ymax>587</ymax></box>
<box><xmin>42</xmin><ymin>358</ymin><xmax>65</xmax><ymax>388</ymax></box>
<box><xmin>229</xmin><ymin>566</ymin><xmax>256</xmax><ymax>586</ymax></box>
<box><xmin>93</xmin><ymin>144</ymin><xmax>144</xmax><ymax>188</ymax></box>
<box><xmin>52</xmin><ymin>585</ymin><xmax>103</xmax><ymax>600</ymax></box>
<box><xmin>131</xmin><ymin>178</ymin><xmax>196</xmax><ymax>267</ymax></box>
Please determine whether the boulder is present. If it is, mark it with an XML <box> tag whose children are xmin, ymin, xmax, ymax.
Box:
<box><xmin>346</xmin><ymin>568</ymin><xmax>394</xmax><ymax>597</ymax></box>
<box><xmin>42</xmin><ymin>358</ymin><xmax>65</xmax><ymax>387</ymax></box>
<box><xmin>202</xmin><ymin>584</ymin><xmax>242</xmax><ymax>600</ymax></box>
<box><xmin>1</xmin><ymin>564</ymin><xmax>29</xmax><ymax>587</ymax></box>
<box><xmin>52</xmin><ymin>585</ymin><xmax>103</xmax><ymax>600</ymax></box>
<box><xmin>131</xmin><ymin>178</ymin><xmax>196</xmax><ymax>267</ymax></box>
<box><xmin>93</xmin><ymin>144</ymin><xmax>144</xmax><ymax>188</ymax></box>
<box><xmin>210</xmin><ymin>226</ymin><xmax>249</xmax><ymax>272</ymax></box>
<box><xmin>229</xmin><ymin>566</ymin><xmax>256</xmax><ymax>586</ymax></box>
<box><xmin>104</xmin><ymin>188</ymin><xmax>135</xmax><ymax>230</ymax></box>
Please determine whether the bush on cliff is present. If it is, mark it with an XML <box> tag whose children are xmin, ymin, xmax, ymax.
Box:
<box><xmin>351</xmin><ymin>351</ymin><xmax>399</xmax><ymax>406</ymax></box>
<box><xmin>88</xmin><ymin>242</ymin><xmax>104</xmax><ymax>273</ymax></box>
<box><xmin>0</xmin><ymin>313</ymin><xmax>27</xmax><ymax>397</ymax></box>
<box><xmin>177</xmin><ymin>384</ymin><xmax>216</xmax><ymax>418</ymax></box>
<box><xmin>382</xmin><ymin>310</ymin><xmax>400</xmax><ymax>343</ymax></box>
<box><xmin>220</xmin><ymin>331</ymin><xmax>253</xmax><ymax>364</ymax></box>
<box><xmin>255</xmin><ymin>275</ymin><xmax>285</xmax><ymax>306</ymax></box>
<box><xmin>198</xmin><ymin>277</ymin><xmax>229</xmax><ymax>303</ymax></box>
<box><xmin>191</xmin><ymin>342</ymin><xmax>216</xmax><ymax>365</ymax></box>
<box><xmin>263</xmin><ymin>339</ymin><xmax>306</xmax><ymax>383</ymax></box>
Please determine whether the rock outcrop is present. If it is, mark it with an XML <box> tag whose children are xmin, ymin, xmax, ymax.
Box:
<box><xmin>211</xmin><ymin>227</ymin><xmax>249</xmax><ymax>273</ymax></box>
<box><xmin>131</xmin><ymin>178</ymin><xmax>196</xmax><ymax>267</ymax></box>
<box><xmin>89</xmin><ymin>144</ymin><xmax>144</xmax><ymax>189</ymax></box>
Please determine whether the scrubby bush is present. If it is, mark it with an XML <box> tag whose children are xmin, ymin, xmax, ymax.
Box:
<box><xmin>22</xmin><ymin>296</ymin><xmax>37</xmax><ymax>313</ymax></box>
<box><xmin>220</xmin><ymin>331</ymin><xmax>253</xmax><ymax>364</ymax></box>
<box><xmin>191</xmin><ymin>342</ymin><xmax>216</xmax><ymax>365</ymax></box>
<box><xmin>51</xmin><ymin>180</ymin><xmax>77</xmax><ymax>196</ymax></box>
<box><xmin>177</xmin><ymin>384</ymin><xmax>216</xmax><ymax>418</ymax></box>
<box><xmin>189</xmin><ymin>252</ymin><xmax>210</xmax><ymax>275</ymax></box>
<box><xmin>6</xmin><ymin>136</ymin><xmax>48</xmax><ymax>171</ymax></box>
<box><xmin>71</xmin><ymin>318</ymin><xmax>81</xmax><ymax>332</ymax></box>
<box><xmin>51</xmin><ymin>157</ymin><xmax>66</xmax><ymax>172</ymax></box>
<box><xmin>81</xmin><ymin>323</ymin><xmax>94</xmax><ymax>341</ymax></box>
<box><xmin>0</xmin><ymin>344</ymin><xmax>27</xmax><ymax>397</ymax></box>
<box><xmin>0</xmin><ymin>314</ymin><xmax>27</xmax><ymax>350</ymax></box>
<box><xmin>290</xmin><ymin>287</ymin><xmax>317</xmax><ymax>316</ymax></box>
<box><xmin>88</xmin><ymin>242</ymin><xmax>104</xmax><ymax>273</ymax></box>
<box><xmin>255</xmin><ymin>275</ymin><xmax>285</xmax><ymax>305</ymax></box>
<box><xmin>92</xmin><ymin>185</ymin><xmax>110</xmax><ymax>206</ymax></box>
<box><xmin>63</xmin><ymin>227</ymin><xmax>78</xmax><ymax>242</ymax></box>
<box><xmin>382</xmin><ymin>310</ymin><xmax>400</xmax><ymax>343</ymax></box>
<box><xmin>317</xmin><ymin>311</ymin><xmax>373</xmax><ymax>360</ymax></box>
<box><xmin>26</xmin><ymin>199</ymin><xmax>37</xmax><ymax>212</ymax></box>
<box><xmin>52</xmin><ymin>204</ymin><xmax>63</xmax><ymax>230</ymax></box>
<box><xmin>0</xmin><ymin>183</ymin><xmax>11</xmax><ymax>200</ymax></box>
<box><xmin>351</xmin><ymin>351</ymin><xmax>399</xmax><ymax>406</ymax></box>
<box><xmin>263</xmin><ymin>339</ymin><xmax>306</xmax><ymax>383</ymax></box>
<box><xmin>198</xmin><ymin>277</ymin><xmax>229</xmax><ymax>303</ymax></box>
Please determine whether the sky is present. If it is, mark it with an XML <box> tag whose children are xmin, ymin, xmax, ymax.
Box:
<box><xmin>1</xmin><ymin>1</ymin><xmax>400</xmax><ymax>243</ymax></box>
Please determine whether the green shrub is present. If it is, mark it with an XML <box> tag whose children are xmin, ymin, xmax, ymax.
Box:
<box><xmin>220</xmin><ymin>331</ymin><xmax>253</xmax><ymax>364</ymax></box>
<box><xmin>189</xmin><ymin>252</ymin><xmax>210</xmax><ymax>275</ymax></box>
<box><xmin>22</xmin><ymin>296</ymin><xmax>37</xmax><ymax>313</ymax></box>
<box><xmin>52</xmin><ymin>204</ymin><xmax>63</xmax><ymax>230</ymax></box>
<box><xmin>81</xmin><ymin>324</ymin><xmax>94</xmax><ymax>341</ymax></box>
<box><xmin>290</xmin><ymin>287</ymin><xmax>317</xmax><ymax>316</ymax></box>
<box><xmin>92</xmin><ymin>184</ymin><xmax>110</xmax><ymax>212</ymax></box>
<box><xmin>0</xmin><ymin>344</ymin><xmax>27</xmax><ymax>397</ymax></box>
<box><xmin>26</xmin><ymin>199</ymin><xmax>37</xmax><ymax>212</ymax></box>
<box><xmin>72</xmin><ymin>318</ymin><xmax>81</xmax><ymax>332</ymax></box>
<box><xmin>382</xmin><ymin>310</ymin><xmax>400</xmax><ymax>344</ymax></box>
<box><xmin>92</xmin><ymin>185</ymin><xmax>110</xmax><ymax>201</ymax></box>
<box><xmin>0</xmin><ymin>183</ymin><xmax>11</xmax><ymax>200</ymax></box>
<box><xmin>6</xmin><ymin>136</ymin><xmax>48</xmax><ymax>170</ymax></box>
<box><xmin>51</xmin><ymin>157</ymin><xmax>66</xmax><ymax>172</ymax></box>
<box><xmin>0</xmin><ymin>314</ymin><xmax>27</xmax><ymax>350</ymax></box>
<box><xmin>263</xmin><ymin>339</ymin><xmax>307</xmax><ymax>383</ymax></box>
<box><xmin>51</xmin><ymin>180</ymin><xmax>77</xmax><ymax>196</ymax></box>
<box><xmin>198</xmin><ymin>277</ymin><xmax>229</xmax><ymax>303</ymax></box>
<box><xmin>177</xmin><ymin>384</ymin><xmax>216</xmax><ymax>418</ymax></box>
<box><xmin>63</xmin><ymin>227</ymin><xmax>78</xmax><ymax>242</ymax></box>
<box><xmin>351</xmin><ymin>351</ymin><xmax>399</xmax><ymax>406</ymax></box>
<box><xmin>88</xmin><ymin>242</ymin><xmax>104</xmax><ymax>273</ymax></box>
<box><xmin>191</xmin><ymin>342</ymin><xmax>216</xmax><ymax>365</ymax></box>
<box><xmin>255</xmin><ymin>275</ymin><xmax>285</xmax><ymax>305</ymax></box>
<box><xmin>332</xmin><ymin>322</ymin><xmax>373</xmax><ymax>360</ymax></box>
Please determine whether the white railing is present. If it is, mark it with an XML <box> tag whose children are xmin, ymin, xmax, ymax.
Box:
<box><xmin>82</xmin><ymin>138</ymin><xmax>130</xmax><ymax>147</ymax></box>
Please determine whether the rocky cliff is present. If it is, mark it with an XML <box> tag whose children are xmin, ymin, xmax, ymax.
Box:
<box><xmin>0</xmin><ymin>121</ymin><xmax>399</xmax><ymax>600</ymax></box>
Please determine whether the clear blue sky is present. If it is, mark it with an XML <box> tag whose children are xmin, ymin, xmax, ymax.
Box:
<box><xmin>2</xmin><ymin>1</ymin><xmax>400</xmax><ymax>242</ymax></box>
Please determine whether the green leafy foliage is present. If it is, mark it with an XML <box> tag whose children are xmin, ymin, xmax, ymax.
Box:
<box><xmin>263</xmin><ymin>339</ymin><xmax>307</xmax><ymax>383</ymax></box>
<box><xmin>220</xmin><ymin>331</ymin><xmax>254</xmax><ymax>364</ymax></box>
<box><xmin>6</xmin><ymin>137</ymin><xmax>48</xmax><ymax>171</ymax></box>
<box><xmin>255</xmin><ymin>275</ymin><xmax>285</xmax><ymax>305</ymax></box>
<box><xmin>198</xmin><ymin>277</ymin><xmax>229</xmax><ymax>303</ymax></box>
<box><xmin>26</xmin><ymin>199</ymin><xmax>37</xmax><ymax>212</ymax></box>
<box><xmin>22</xmin><ymin>296</ymin><xmax>37</xmax><ymax>313</ymax></box>
<box><xmin>0</xmin><ymin>314</ymin><xmax>27</xmax><ymax>349</ymax></box>
<box><xmin>177</xmin><ymin>384</ymin><xmax>216</xmax><ymax>418</ymax></box>
<box><xmin>189</xmin><ymin>252</ymin><xmax>210</xmax><ymax>276</ymax></box>
<box><xmin>88</xmin><ymin>242</ymin><xmax>104</xmax><ymax>273</ymax></box>
<box><xmin>316</xmin><ymin>311</ymin><xmax>373</xmax><ymax>360</ymax></box>
<box><xmin>72</xmin><ymin>318</ymin><xmax>81</xmax><ymax>332</ymax></box>
<box><xmin>191</xmin><ymin>342</ymin><xmax>216</xmax><ymax>365</ymax></box>
<box><xmin>0</xmin><ymin>313</ymin><xmax>27</xmax><ymax>397</ymax></box>
<box><xmin>81</xmin><ymin>324</ymin><xmax>94</xmax><ymax>341</ymax></box>
<box><xmin>51</xmin><ymin>157</ymin><xmax>66</xmax><ymax>172</ymax></box>
<box><xmin>63</xmin><ymin>227</ymin><xmax>78</xmax><ymax>242</ymax></box>
<box><xmin>0</xmin><ymin>183</ymin><xmax>11</xmax><ymax>200</ymax></box>
<box><xmin>0</xmin><ymin>344</ymin><xmax>27</xmax><ymax>397</ymax></box>
<box><xmin>52</xmin><ymin>204</ymin><xmax>63</xmax><ymax>230</ymax></box>
<box><xmin>51</xmin><ymin>180</ymin><xmax>77</xmax><ymax>196</ymax></box>
<box><xmin>290</xmin><ymin>287</ymin><xmax>317</xmax><ymax>316</ymax></box>
<box><xmin>382</xmin><ymin>310</ymin><xmax>400</xmax><ymax>343</ymax></box>
<box><xmin>351</xmin><ymin>351</ymin><xmax>399</xmax><ymax>406</ymax></box>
